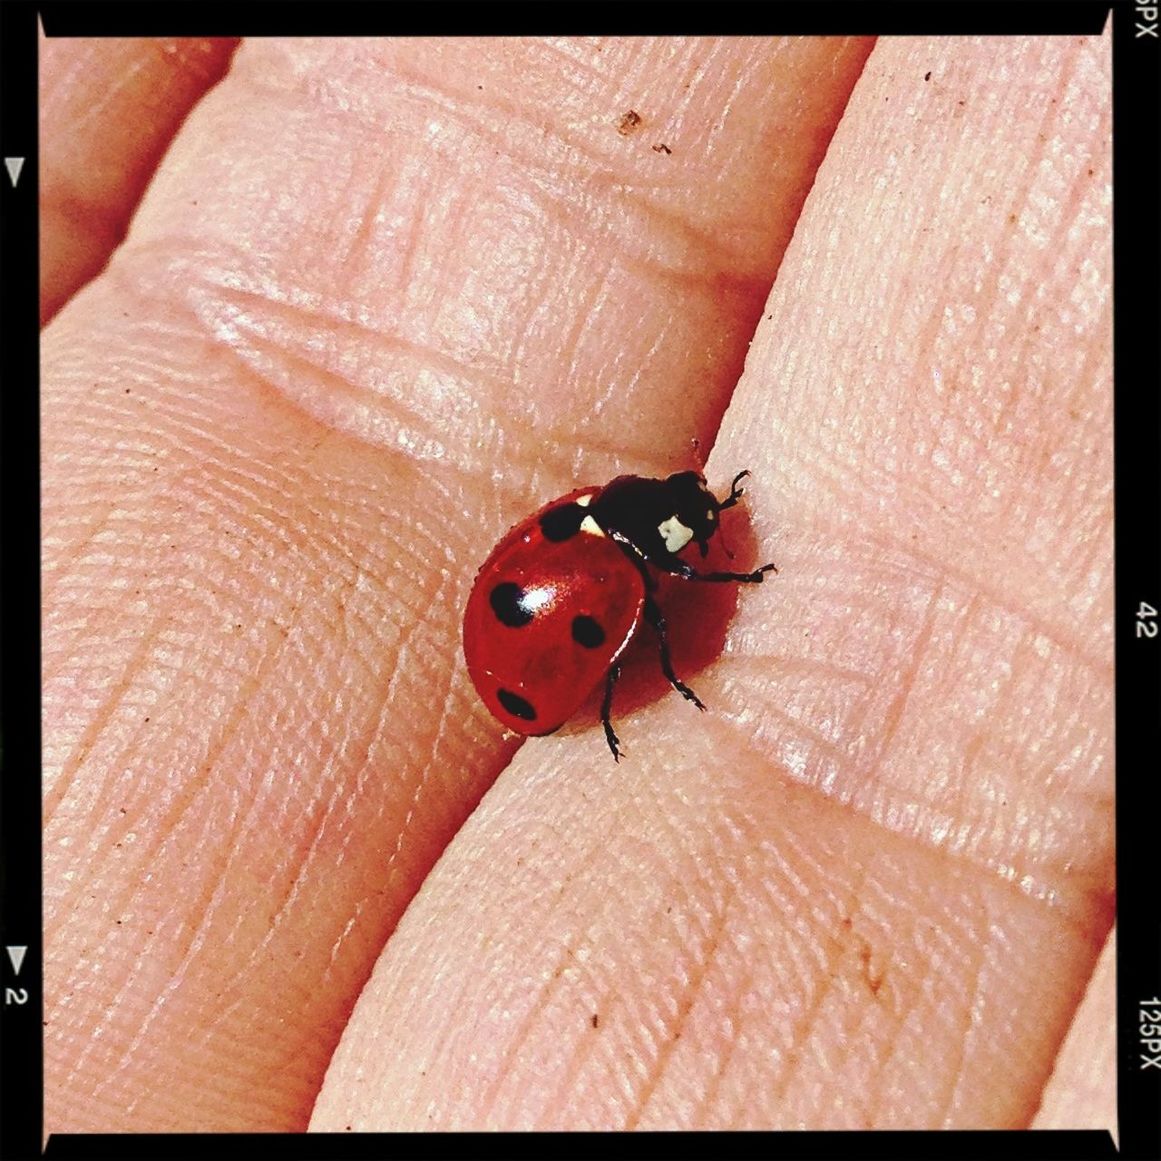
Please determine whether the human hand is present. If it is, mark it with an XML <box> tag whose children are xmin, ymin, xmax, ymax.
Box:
<box><xmin>42</xmin><ymin>34</ymin><xmax>1112</xmax><ymax>1134</ymax></box>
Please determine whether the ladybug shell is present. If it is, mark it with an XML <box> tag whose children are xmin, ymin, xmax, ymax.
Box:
<box><xmin>463</xmin><ymin>487</ymin><xmax>646</xmax><ymax>736</ymax></box>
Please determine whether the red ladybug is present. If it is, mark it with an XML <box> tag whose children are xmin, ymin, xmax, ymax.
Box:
<box><xmin>463</xmin><ymin>470</ymin><xmax>776</xmax><ymax>759</ymax></box>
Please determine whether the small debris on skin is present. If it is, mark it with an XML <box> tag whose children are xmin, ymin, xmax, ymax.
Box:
<box><xmin>617</xmin><ymin>109</ymin><xmax>642</xmax><ymax>135</ymax></box>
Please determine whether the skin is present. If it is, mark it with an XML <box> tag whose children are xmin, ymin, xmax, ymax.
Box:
<box><xmin>38</xmin><ymin>33</ymin><xmax>238</xmax><ymax>325</ymax></box>
<box><xmin>41</xmin><ymin>35</ymin><xmax>1112</xmax><ymax>1134</ymax></box>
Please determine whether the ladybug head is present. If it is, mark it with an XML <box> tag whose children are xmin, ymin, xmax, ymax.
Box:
<box><xmin>591</xmin><ymin>470</ymin><xmax>753</xmax><ymax>564</ymax></box>
<box><xmin>661</xmin><ymin>470</ymin><xmax>724</xmax><ymax>559</ymax></box>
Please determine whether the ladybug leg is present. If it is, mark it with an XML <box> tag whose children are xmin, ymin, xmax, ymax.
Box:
<box><xmin>614</xmin><ymin>531</ymin><xmax>776</xmax><ymax>586</ymax></box>
<box><xmin>602</xmin><ymin>662</ymin><xmax>624</xmax><ymax>761</ymax></box>
<box><xmin>694</xmin><ymin>561</ymin><xmax>777</xmax><ymax>583</ymax></box>
<box><xmin>669</xmin><ymin>559</ymin><xmax>778</xmax><ymax>584</ymax></box>
<box><xmin>643</xmin><ymin>597</ymin><xmax>706</xmax><ymax>711</ymax></box>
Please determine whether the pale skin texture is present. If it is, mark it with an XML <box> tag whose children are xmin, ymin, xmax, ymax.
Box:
<box><xmin>38</xmin><ymin>33</ymin><xmax>238</xmax><ymax>325</ymax></box>
<box><xmin>41</xmin><ymin>36</ymin><xmax>1113</xmax><ymax>1134</ymax></box>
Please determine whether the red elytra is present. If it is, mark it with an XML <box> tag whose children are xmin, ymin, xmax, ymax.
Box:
<box><xmin>462</xmin><ymin>470</ymin><xmax>775</xmax><ymax>760</ymax></box>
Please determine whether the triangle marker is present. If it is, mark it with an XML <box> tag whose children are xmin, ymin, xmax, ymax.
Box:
<box><xmin>5</xmin><ymin>157</ymin><xmax>25</xmax><ymax>187</ymax></box>
<box><xmin>6</xmin><ymin>945</ymin><xmax>27</xmax><ymax>975</ymax></box>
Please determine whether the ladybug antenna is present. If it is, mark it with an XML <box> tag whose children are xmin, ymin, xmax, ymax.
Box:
<box><xmin>714</xmin><ymin>470</ymin><xmax>752</xmax><ymax>559</ymax></box>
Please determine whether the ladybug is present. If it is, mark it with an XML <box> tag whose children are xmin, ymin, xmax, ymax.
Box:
<box><xmin>463</xmin><ymin>469</ymin><xmax>776</xmax><ymax>760</ymax></box>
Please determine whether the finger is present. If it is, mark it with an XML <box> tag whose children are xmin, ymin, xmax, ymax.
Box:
<box><xmin>38</xmin><ymin>28</ymin><xmax>238</xmax><ymax>324</ymax></box>
<box><xmin>1031</xmin><ymin>928</ymin><xmax>1116</xmax><ymax>1135</ymax></box>
<box><xmin>43</xmin><ymin>37</ymin><xmax>869</xmax><ymax>1133</ymax></box>
<box><xmin>311</xmin><ymin>33</ymin><xmax>1111</xmax><ymax>1130</ymax></box>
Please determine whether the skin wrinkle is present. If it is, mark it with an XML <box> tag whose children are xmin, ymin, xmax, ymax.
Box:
<box><xmin>178</xmin><ymin>267</ymin><xmax>525</xmax><ymax>467</ymax></box>
<box><xmin>543</xmin><ymin>245</ymin><xmax>606</xmax><ymax>402</ymax></box>
<box><xmin>206</xmin><ymin>280</ymin><xmax>488</xmax><ymax>412</ymax></box>
<box><xmin>958</xmin><ymin>156</ymin><xmax>1068</xmax><ymax>433</ymax></box>
<box><xmin>625</xmin><ymin>875</ymin><xmax>738</xmax><ymax>1130</ymax></box>
<box><xmin>847</xmin><ymin>913</ymin><xmax>911</xmax><ymax>1125</ymax></box>
<box><xmin>851</xmin><ymin>575</ymin><xmax>945</xmax><ymax>778</ymax></box>
<box><xmin>698</xmin><ymin>54</ymin><xmax>766</xmax><ymax>158</ymax></box>
<box><xmin>799</xmin><ymin>487</ymin><xmax>1109</xmax><ymax>675</ymax></box>
<box><xmin>474</xmin><ymin>936</ymin><xmax>581</xmax><ymax>1128</ymax></box>
<box><xmin>103</xmin><ymin>907</ymin><xmax>316</xmax><ymax>1129</ymax></box>
<box><xmin>688</xmin><ymin>943</ymin><xmax>755</xmax><ymax>1128</ymax></box>
<box><xmin>574</xmin><ymin>40</ymin><xmax>784</xmax><ymax>150</ymax></box>
<box><xmin>276</xmin><ymin>43</ymin><xmax>785</xmax><ymax>284</ymax></box>
<box><xmin>104</xmin><ymin>83</ymin><xmax>778</xmax><ymax>492</ymax></box>
<box><xmin>344</xmin><ymin>597</ymin><xmax>444</xmax><ymax>735</ymax></box>
<box><xmin>43</xmin><ymin>604</ymin><xmax>171</xmax><ymax>820</ymax></box>
<box><xmin>547</xmin><ymin>845</ymin><xmax>668</xmax><ymax>1123</ymax></box>
<box><xmin>46</xmin><ymin>561</ymin><xmax>313</xmax><ymax>984</ymax></box>
<box><xmin>613</xmin><ymin>323</ymin><xmax>669</xmax><ymax>412</ymax></box>
<box><xmin>940</xmin><ymin>900</ymin><xmax>998</xmax><ymax>1126</ymax></box>
<box><xmin>936</xmin><ymin>588</ymin><xmax>995</xmax><ymax>821</ymax></box>
<box><xmin>343</xmin><ymin>164</ymin><xmax>425</xmax><ymax>300</ymax></box>
<box><xmin>328</xmin><ymin>571</ymin><xmax>396</xmax><ymax>692</ymax></box>
<box><xmin>761</xmin><ymin>110</ymin><xmax>1105</xmax><ymax>626</ymax></box>
<box><xmin>318</xmin><ymin>659</ymin><xmax>452</xmax><ymax>965</ymax></box>
<box><xmin>42</xmin><ymin>368</ymin><xmax>355</xmax><ymax>621</ymax></box>
<box><xmin>131</xmin><ymin>485</ymin><xmax>334</xmax><ymax>650</ymax></box>
<box><xmin>948</xmin><ymin>605</ymin><xmax>1104</xmax><ymax>810</ymax></box>
<box><xmin>600</xmin><ymin>947</ymin><xmax>670</xmax><ymax>1126</ymax></box>
<box><xmin>704</xmin><ymin>676</ymin><xmax>1105</xmax><ymax>936</ymax></box>
<box><xmin>426</xmin><ymin>654</ymin><xmax>485</xmax><ymax>779</ymax></box>
<box><xmin>236</xmin><ymin>777</ymin><xmax>354</xmax><ymax>962</ymax></box>
<box><xmin>81</xmin><ymin>927</ymin><xmax>212</xmax><ymax>1109</ymax></box>
<box><xmin>761</xmin><ymin>891</ymin><xmax>849</xmax><ymax>1114</ymax></box>
<box><xmin>270</xmin><ymin>47</ymin><xmax>784</xmax><ymax>291</ymax></box>
<box><xmin>937</xmin><ymin>884</ymin><xmax>992</xmax><ymax>1126</ymax></box>
<box><xmin>878</xmin><ymin>918</ymin><xmax>954</xmax><ymax>1119</ymax></box>
<box><xmin>646</xmin><ymin>821</ymin><xmax>768</xmax><ymax>1126</ymax></box>
<box><xmin>321</xmin><ymin>162</ymin><xmax>408</xmax><ymax>288</ymax></box>
<box><xmin>725</xmin><ymin>650</ymin><xmax>871</xmax><ymax>692</ymax></box>
<box><xmin>366</xmin><ymin>678</ymin><xmax>474</xmax><ymax>900</ymax></box>
<box><xmin>533</xmin><ymin>36</ymin><xmax>621</xmax><ymax>90</ymax></box>
<box><xmin>516</xmin><ymin>936</ymin><xmax>612</xmax><ymax>1131</ymax></box>
<box><xmin>545</xmin><ymin>927</ymin><xmax>637</xmax><ymax>1129</ymax></box>
<box><xmin>485</xmin><ymin>212</ymin><xmax>767</xmax><ymax>403</ymax></box>
<box><xmin>41</xmin><ymin>470</ymin><xmax>147</xmax><ymax>625</ymax></box>
<box><xmin>502</xmin><ymin>836</ymin><xmax>637</xmax><ymax>1127</ymax></box>
<box><xmin>47</xmin><ymin>623</ymin><xmax>223</xmax><ymax>846</ymax></box>
<box><xmin>718</xmin><ymin>675</ymin><xmax>870</xmax><ymax>781</ymax></box>
<box><xmin>198</xmin><ymin>774</ymin><xmax>365</xmax><ymax>1044</ymax></box>
<box><xmin>581</xmin><ymin>193</ymin><xmax>774</xmax><ymax>298</ymax></box>
<box><xmin>498</xmin><ymin>109</ymin><xmax>781</xmax><ymax>288</ymax></box>
<box><xmin>105</xmin><ymin>633</ymin><xmax>420</xmax><ymax>1096</ymax></box>
<box><xmin>872</xmin><ymin>973</ymin><xmax>933</xmax><ymax>1123</ymax></box>
<box><xmin>61</xmin><ymin>812</ymin><xmax>243</xmax><ymax>1106</ymax></box>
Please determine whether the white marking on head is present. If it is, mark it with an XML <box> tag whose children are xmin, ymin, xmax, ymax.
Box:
<box><xmin>580</xmin><ymin>514</ymin><xmax>605</xmax><ymax>537</ymax></box>
<box><xmin>658</xmin><ymin>515</ymin><xmax>694</xmax><ymax>553</ymax></box>
<box><xmin>576</xmin><ymin>493</ymin><xmax>593</xmax><ymax>507</ymax></box>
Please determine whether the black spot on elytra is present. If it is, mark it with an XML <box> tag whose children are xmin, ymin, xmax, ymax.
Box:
<box><xmin>490</xmin><ymin>581</ymin><xmax>534</xmax><ymax>627</ymax></box>
<box><xmin>497</xmin><ymin>688</ymin><xmax>537</xmax><ymax>721</ymax></box>
<box><xmin>539</xmin><ymin>502</ymin><xmax>587</xmax><ymax>542</ymax></box>
<box><xmin>571</xmin><ymin>615</ymin><xmax>606</xmax><ymax>649</ymax></box>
